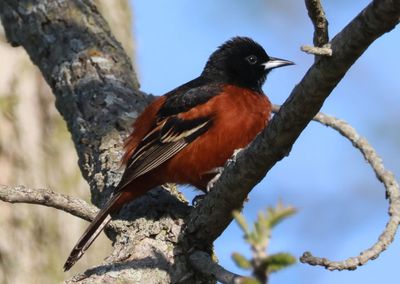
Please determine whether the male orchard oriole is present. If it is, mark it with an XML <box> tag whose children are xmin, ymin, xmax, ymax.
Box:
<box><xmin>64</xmin><ymin>37</ymin><xmax>294</xmax><ymax>271</ymax></box>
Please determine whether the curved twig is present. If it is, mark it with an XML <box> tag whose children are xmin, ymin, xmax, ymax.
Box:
<box><xmin>0</xmin><ymin>184</ymin><xmax>98</xmax><ymax>221</ymax></box>
<box><xmin>273</xmin><ymin>105</ymin><xmax>400</xmax><ymax>271</ymax></box>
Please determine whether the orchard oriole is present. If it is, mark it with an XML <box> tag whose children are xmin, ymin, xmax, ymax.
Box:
<box><xmin>64</xmin><ymin>36</ymin><xmax>294</xmax><ymax>271</ymax></box>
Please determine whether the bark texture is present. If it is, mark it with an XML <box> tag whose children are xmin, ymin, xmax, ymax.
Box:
<box><xmin>0</xmin><ymin>19</ymin><xmax>94</xmax><ymax>284</ymax></box>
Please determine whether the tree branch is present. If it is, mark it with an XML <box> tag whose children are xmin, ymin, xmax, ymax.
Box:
<box><xmin>301</xmin><ymin>0</ymin><xmax>332</xmax><ymax>57</ymax></box>
<box><xmin>0</xmin><ymin>184</ymin><xmax>97</xmax><ymax>221</ymax></box>
<box><xmin>188</xmin><ymin>251</ymin><xmax>241</xmax><ymax>284</ymax></box>
<box><xmin>186</xmin><ymin>0</ymin><xmax>400</xmax><ymax>256</ymax></box>
<box><xmin>305</xmin><ymin>0</ymin><xmax>329</xmax><ymax>47</ymax></box>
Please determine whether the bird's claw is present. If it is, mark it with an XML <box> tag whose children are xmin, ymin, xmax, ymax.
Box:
<box><xmin>205</xmin><ymin>167</ymin><xmax>224</xmax><ymax>192</ymax></box>
<box><xmin>204</xmin><ymin>148</ymin><xmax>243</xmax><ymax>192</ymax></box>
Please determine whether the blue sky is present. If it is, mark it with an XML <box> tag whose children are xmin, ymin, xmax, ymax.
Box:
<box><xmin>130</xmin><ymin>1</ymin><xmax>400</xmax><ymax>283</ymax></box>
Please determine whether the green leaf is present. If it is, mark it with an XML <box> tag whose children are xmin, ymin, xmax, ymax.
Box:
<box><xmin>261</xmin><ymin>252</ymin><xmax>296</xmax><ymax>274</ymax></box>
<box><xmin>233</xmin><ymin>210</ymin><xmax>249</xmax><ymax>234</ymax></box>
<box><xmin>232</xmin><ymin>252</ymin><xmax>251</xmax><ymax>270</ymax></box>
<box><xmin>265</xmin><ymin>203</ymin><xmax>297</xmax><ymax>229</ymax></box>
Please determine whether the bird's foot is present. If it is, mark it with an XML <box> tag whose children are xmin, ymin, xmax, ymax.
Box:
<box><xmin>205</xmin><ymin>167</ymin><xmax>225</xmax><ymax>192</ymax></box>
<box><xmin>197</xmin><ymin>149</ymin><xmax>244</xmax><ymax>202</ymax></box>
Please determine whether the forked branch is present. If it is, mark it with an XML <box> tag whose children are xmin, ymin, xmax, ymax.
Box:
<box><xmin>302</xmin><ymin>0</ymin><xmax>332</xmax><ymax>56</ymax></box>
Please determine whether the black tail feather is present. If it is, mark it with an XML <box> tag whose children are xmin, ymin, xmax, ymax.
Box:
<box><xmin>63</xmin><ymin>192</ymin><xmax>122</xmax><ymax>271</ymax></box>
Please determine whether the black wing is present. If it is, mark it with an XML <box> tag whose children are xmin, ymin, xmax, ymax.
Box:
<box><xmin>117</xmin><ymin>115</ymin><xmax>213</xmax><ymax>191</ymax></box>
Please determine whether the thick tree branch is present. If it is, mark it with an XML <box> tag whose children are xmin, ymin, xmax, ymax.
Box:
<box><xmin>188</xmin><ymin>251</ymin><xmax>241</xmax><ymax>284</ymax></box>
<box><xmin>186</xmin><ymin>0</ymin><xmax>400</xmax><ymax>254</ymax></box>
<box><xmin>0</xmin><ymin>184</ymin><xmax>97</xmax><ymax>221</ymax></box>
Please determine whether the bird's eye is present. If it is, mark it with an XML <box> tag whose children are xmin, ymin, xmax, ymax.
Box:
<box><xmin>246</xmin><ymin>55</ymin><xmax>258</xmax><ymax>65</ymax></box>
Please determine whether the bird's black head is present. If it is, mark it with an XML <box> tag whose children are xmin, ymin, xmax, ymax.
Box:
<box><xmin>201</xmin><ymin>37</ymin><xmax>294</xmax><ymax>91</ymax></box>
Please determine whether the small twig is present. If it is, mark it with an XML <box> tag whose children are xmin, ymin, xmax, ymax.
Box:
<box><xmin>273</xmin><ymin>105</ymin><xmax>400</xmax><ymax>270</ymax></box>
<box><xmin>301</xmin><ymin>44</ymin><xmax>332</xmax><ymax>56</ymax></box>
<box><xmin>0</xmin><ymin>184</ymin><xmax>98</xmax><ymax>221</ymax></box>
<box><xmin>305</xmin><ymin>0</ymin><xmax>329</xmax><ymax>47</ymax></box>
<box><xmin>303</xmin><ymin>0</ymin><xmax>331</xmax><ymax>57</ymax></box>
<box><xmin>189</xmin><ymin>251</ymin><xmax>242</xmax><ymax>284</ymax></box>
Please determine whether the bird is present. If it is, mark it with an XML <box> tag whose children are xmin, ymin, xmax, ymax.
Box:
<box><xmin>63</xmin><ymin>36</ymin><xmax>294</xmax><ymax>271</ymax></box>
